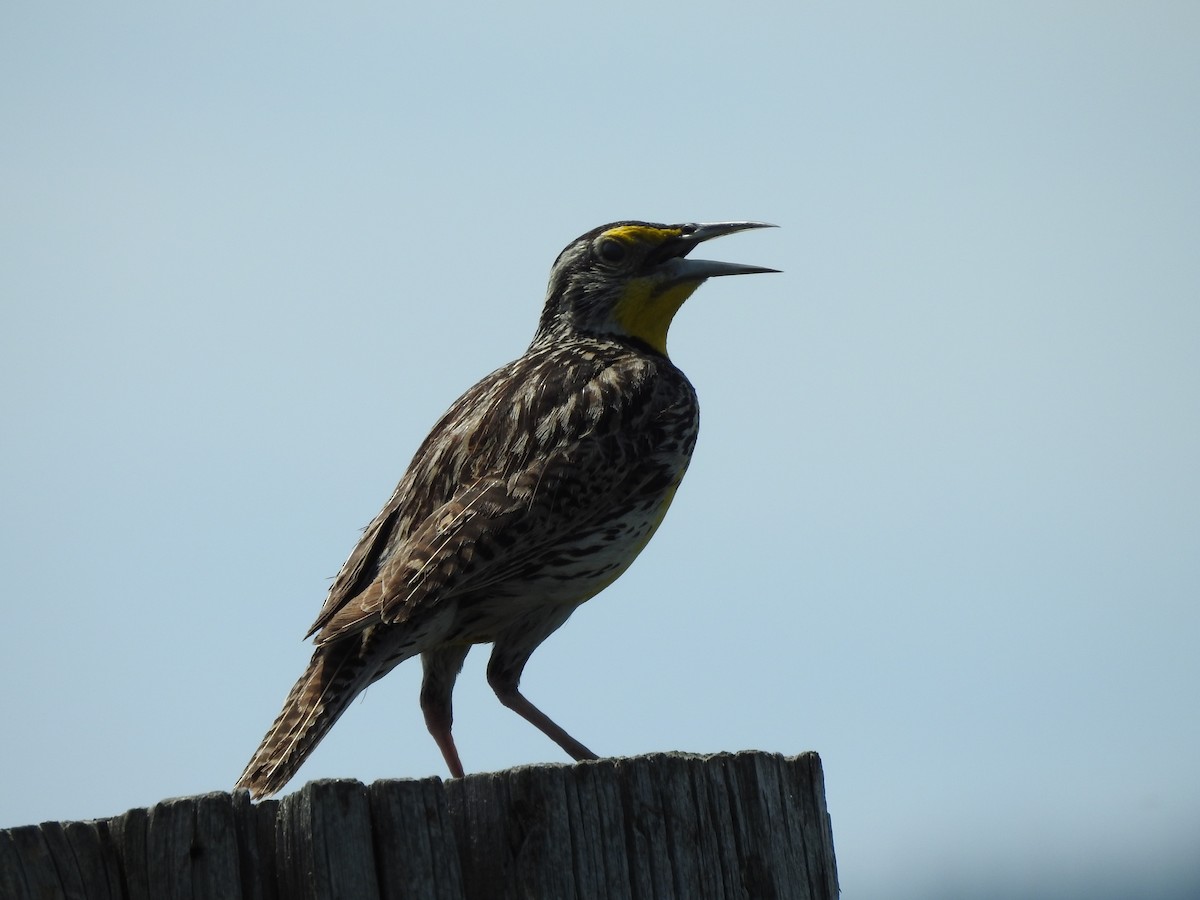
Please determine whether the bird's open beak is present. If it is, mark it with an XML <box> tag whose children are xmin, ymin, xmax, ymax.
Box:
<box><xmin>652</xmin><ymin>221</ymin><xmax>780</xmax><ymax>281</ymax></box>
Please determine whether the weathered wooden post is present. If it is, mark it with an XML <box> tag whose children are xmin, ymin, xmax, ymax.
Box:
<box><xmin>1</xmin><ymin>751</ymin><xmax>838</xmax><ymax>899</ymax></box>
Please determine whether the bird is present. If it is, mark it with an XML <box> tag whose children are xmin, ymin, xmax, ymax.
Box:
<box><xmin>235</xmin><ymin>220</ymin><xmax>777</xmax><ymax>798</ymax></box>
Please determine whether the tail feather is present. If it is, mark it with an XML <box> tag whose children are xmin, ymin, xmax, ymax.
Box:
<box><xmin>235</xmin><ymin>642</ymin><xmax>374</xmax><ymax>798</ymax></box>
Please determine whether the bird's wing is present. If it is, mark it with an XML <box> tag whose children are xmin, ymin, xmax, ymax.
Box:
<box><xmin>305</xmin><ymin>486</ymin><xmax>409</xmax><ymax>639</ymax></box>
<box><xmin>309</xmin><ymin>435</ymin><xmax>645</xmax><ymax>644</ymax></box>
<box><xmin>302</xmin><ymin>345</ymin><xmax>693</xmax><ymax>645</ymax></box>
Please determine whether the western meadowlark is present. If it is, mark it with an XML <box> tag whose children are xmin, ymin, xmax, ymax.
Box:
<box><xmin>236</xmin><ymin>220</ymin><xmax>777</xmax><ymax>798</ymax></box>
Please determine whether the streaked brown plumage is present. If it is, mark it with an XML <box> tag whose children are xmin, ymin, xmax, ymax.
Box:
<box><xmin>236</xmin><ymin>220</ymin><xmax>776</xmax><ymax>798</ymax></box>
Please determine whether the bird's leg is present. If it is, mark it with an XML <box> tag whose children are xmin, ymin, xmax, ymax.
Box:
<box><xmin>486</xmin><ymin>645</ymin><xmax>599</xmax><ymax>762</ymax></box>
<box><xmin>420</xmin><ymin>645</ymin><xmax>471</xmax><ymax>778</ymax></box>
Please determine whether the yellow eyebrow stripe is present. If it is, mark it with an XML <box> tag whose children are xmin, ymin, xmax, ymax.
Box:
<box><xmin>602</xmin><ymin>225</ymin><xmax>683</xmax><ymax>245</ymax></box>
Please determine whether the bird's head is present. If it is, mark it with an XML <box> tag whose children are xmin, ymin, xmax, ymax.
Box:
<box><xmin>534</xmin><ymin>221</ymin><xmax>778</xmax><ymax>355</ymax></box>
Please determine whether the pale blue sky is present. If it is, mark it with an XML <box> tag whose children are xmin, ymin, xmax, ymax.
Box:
<box><xmin>3</xmin><ymin>4</ymin><xmax>1198</xmax><ymax>898</ymax></box>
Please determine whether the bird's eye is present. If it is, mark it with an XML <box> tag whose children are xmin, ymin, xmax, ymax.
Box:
<box><xmin>597</xmin><ymin>238</ymin><xmax>627</xmax><ymax>264</ymax></box>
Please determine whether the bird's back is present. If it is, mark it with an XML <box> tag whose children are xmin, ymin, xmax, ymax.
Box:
<box><xmin>309</xmin><ymin>336</ymin><xmax>700</xmax><ymax>646</ymax></box>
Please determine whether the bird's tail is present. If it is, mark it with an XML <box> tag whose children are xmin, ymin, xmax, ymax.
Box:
<box><xmin>235</xmin><ymin>641</ymin><xmax>376</xmax><ymax>799</ymax></box>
